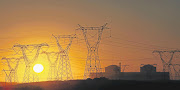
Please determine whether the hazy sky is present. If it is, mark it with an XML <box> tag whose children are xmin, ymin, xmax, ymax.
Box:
<box><xmin>0</xmin><ymin>0</ymin><xmax>180</xmax><ymax>82</ymax></box>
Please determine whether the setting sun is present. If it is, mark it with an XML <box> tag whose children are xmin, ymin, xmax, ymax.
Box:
<box><xmin>33</xmin><ymin>64</ymin><xmax>44</xmax><ymax>73</ymax></box>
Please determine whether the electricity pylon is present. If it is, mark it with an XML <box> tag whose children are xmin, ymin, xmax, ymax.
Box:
<box><xmin>77</xmin><ymin>23</ymin><xmax>109</xmax><ymax>79</ymax></box>
<box><xmin>13</xmin><ymin>43</ymin><xmax>48</xmax><ymax>83</ymax></box>
<box><xmin>2</xmin><ymin>57</ymin><xmax>22</xmax><ymax>83</ymax></box>
<box><xmin>42</xmin><ymin>51</ymin><xmax>60</xmax><ymax>81</ymax></box>
<box><xmin>169</xmin><ymin>64</ymin><xmax>180</xmax><ymax>80</ymax></box>
<box><xmin>53</xmin><ymin>34</ymin><xmax>76</xmax><ymax>80</ymax></box>
<box><xmin>153</xmin><ymin>50</ymin><xmax>180</xmax><ymax>79</ymax></box>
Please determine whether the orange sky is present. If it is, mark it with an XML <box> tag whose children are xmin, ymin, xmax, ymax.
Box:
<box><xmin>0</xmin><ymin>0</ymin><xmax>180</xmax><ymax>82</ymax></box>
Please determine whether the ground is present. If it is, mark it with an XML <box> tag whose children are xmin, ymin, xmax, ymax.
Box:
<box><xmin>1</xmin><ymin>79</ymin><xmax>180</xmax><ymax>90</ymax></box>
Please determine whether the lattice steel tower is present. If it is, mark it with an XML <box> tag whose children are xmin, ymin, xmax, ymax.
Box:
<box><xmin>153</xmin><ymin>50</ymin><xmax>180</xmax><ymax>79</ymax></box>
<box><xmin>13</xmin><ymin>43</ymin><xmax>48</xmax><ymax>83</ymax></box>
<box><xmin>53</xmin><ymin>34</ymin><xmax>76</xmax><ymax>80</ymax></box>
<box><xmin>77</xmin><ymin>23</ymin><xmax>109</xmax><ymax>79</ymax></box>
<box><xmin>2</xmin><ymin>57</ymin><xmax>22</xmax><ymax>83</ymax></box>
<box><xmin>42</xmin><ymin>51</ymin><xmax>60</xmax><ymax>81</ymax></box>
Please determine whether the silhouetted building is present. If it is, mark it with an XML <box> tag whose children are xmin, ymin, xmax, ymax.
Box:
<box><xmin>140</xmin><ymin>64</ymin><xmax>156</xmax><ymax>73</ymax></box>
<box><xmin>90</xmin><ymin>64</ymin><xmax>169</xmax><ymax>80</ymax></box>
<box><xmin>105</xmin><ymin>65</ymin><xmax>120</xmax><ymax>74</ymax></box>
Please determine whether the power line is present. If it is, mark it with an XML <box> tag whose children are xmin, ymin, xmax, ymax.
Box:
<box><xmin>111</xmin><ymin>36</ymin><xmax>177</xmax><ymax>50</ymax></box>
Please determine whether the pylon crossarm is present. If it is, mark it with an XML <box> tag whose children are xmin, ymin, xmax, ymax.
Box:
<box><xmin>153</xmin><ymin>50</ymin><xmax>180</xmax><ymax>53</ymax></box>
<box><xmin>77</xmin><ymin>24</ymin><xmax>109</xmax><ymax>30</ymax></box>
<box><xmin>24</xmin><ymin>43</ymin><xmax>48</xmax><ymax>47</ymax></box>
<box><xmin>53</xmin><ymin>34</ymin><xmax>76</xmax><ymax>54</ymax></box>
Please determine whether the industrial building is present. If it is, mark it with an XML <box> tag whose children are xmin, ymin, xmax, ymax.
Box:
<box><xmin>90</xmin><ymin>64</ymin><xmax>169</xmax><ymax>80</ymax></box>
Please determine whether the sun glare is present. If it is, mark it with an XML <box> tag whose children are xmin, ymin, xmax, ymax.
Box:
<box><xmin>33</xmin><ymin>64</ymin><xmax>44</xmax><ymax>73</ymax></box>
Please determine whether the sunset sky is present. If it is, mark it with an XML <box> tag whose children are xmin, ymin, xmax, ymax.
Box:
<box><xmin>0</xmin><ymin>0</ymin><xmax>180</xmax><ymax>82</ymax></box>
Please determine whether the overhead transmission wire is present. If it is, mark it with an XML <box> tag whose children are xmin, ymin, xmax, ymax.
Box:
<box><xmin>70</xmin><ymin>38</ymin><xmax>147</xmax><ymax>56</ymax></box>
<box><xmin>111</xmin><ymin>36</ymin><xmax>177</xmax><ymax>50</ymax></box>
<box><xmin>70</xmin><ymin>47</ymin><xmax>149</xmax><ymax>61</ymax></box>
<box><xmin>0</xmin><ymin>34</ymin><xmax>166</xmax><ymax>79</ymax></box>
<box><xmin>0</xmin><ymin>40</ymin><xmax>152</xmax><ymax>61</ymax></box>
<box><xmin>75</xmin><ymin>35</ymin><xmax>156</xmax><ymax>52</ymax></box>
<box><xmin>69</xmin><ymin>36</ymin><xmax>156</xmax><ymax>62</ymax></box>
<box><xmin>1</xmin><ymin>30</ymin><xmax>178</xmax><ymax>70</ymax></box>
<box><xmin>101</xmin><ymin>37</ymin><xmax>179</xmax><ymax>63</ymax></box>
<box><xmin>70</xmin><ymin>55</ymin><xmax>154</xmax><ymax>62</ymax></box>
<box><xmin>0</xmin><ymin>34</ymin><xmax>126</xmax><ymax>58</ymax></box>
<box><xmin>0</xmin><ymin>34</ymin><xmax>170</xmax><ymax>53</ymax></box>
<box><xmin>101</xmin><ymin>39</ymin><xmax>156</xmax><ymax>51</ymax></box>
<box><xmin>0</xmin><ymin>34</ymin><xmax>171</xmax><ymax>65</ymax></box>
<box><xmin>70</xmin><ymin>43</ymin><xmax>154</xmax><ymax>62</ymax></box>
<box><xmin>100</xmin><ymin>37</ymin><xmax>178</xmax><ymax>61</ymax></box>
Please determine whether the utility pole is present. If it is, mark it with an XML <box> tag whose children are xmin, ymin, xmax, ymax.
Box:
<box><xmin>77</xmin><ymin>23</ymin><xmax>110</xmax><ymax>79</ymax></box>
<box><xmin>13</xmin><ymin>43</ymin><xmax>48</xmax><ymax>83</ymax></box>
<box><xmin>53</xmin><ymin>34</ymin><xmax>76</xmax><ymax>80</ymax></box>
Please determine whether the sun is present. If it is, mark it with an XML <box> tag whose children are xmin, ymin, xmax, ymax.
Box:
<box><xmin>33</xmin><ymin>64</ymin><xmax>44</xmax><ymax>73</ymax></box>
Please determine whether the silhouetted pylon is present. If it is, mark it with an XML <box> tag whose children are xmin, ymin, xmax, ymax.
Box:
<box><xmin>153</xmin><ymin>50</ymin><xmax>180</xmax><ymax>80</ymax></box>
<box><xmin>13</xmin><ymin>43</ymin><xmax>48</xmax><ymax>83</ymax></box>
<box><xmin>53</xmin><ymin>34</ymin><xmax>76</xmax><ymax>80</ymax></box>
<box><xmin>77</xmin><ymin>23</ymin><xmax>109</xmax><ymax>79</ymax></box>
<box><xmin>42</xmin><ymin>51</ymin><xmax>60</xmax><ymax>81</ymax></box>
<box><xmin>1</xmin><ymin>57</ymin><xmax>22</xmax><ymax>83</ymax></box>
